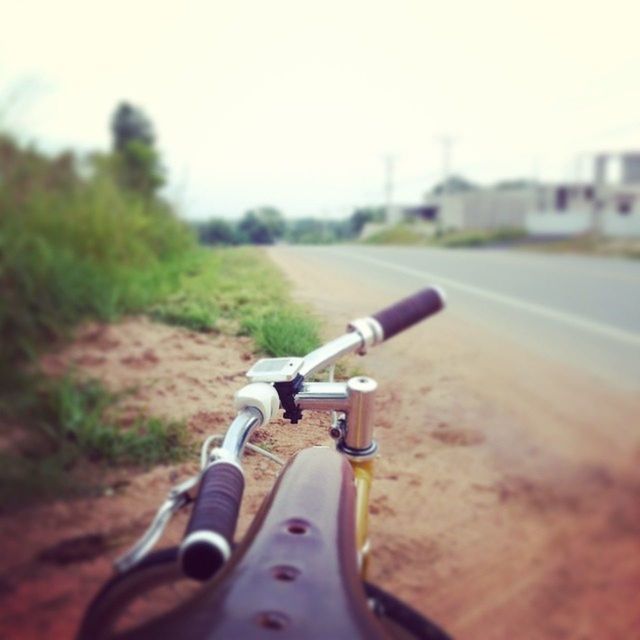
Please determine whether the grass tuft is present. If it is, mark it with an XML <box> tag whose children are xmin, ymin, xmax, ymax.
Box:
<box><xmin>0</xmin><ymin>376</ymin><xmax>187</xmax><ymax>510</ymax></box>
<box><xmin>249</xmin><ymin>309</ymin><xmax>321</xmax><ymax>357</ymax></box>
<box><xmin>150</xmin><ymin>247</ymin><xmax>321</xmax><ymax>357</ymax></box>
<box><xmin>46</xmin><ymin>378</ymin><xmax>186</xmax><ymax>465</ymax></box>
<box><xmin>364</xmin><ymin>224</ymin><xmax>429</xmax><ymax>245</ymax></box>
<box><xmin>363</xmin><ymin>224</ymin><xmax>527</xmax><ymax>248</ymax></box>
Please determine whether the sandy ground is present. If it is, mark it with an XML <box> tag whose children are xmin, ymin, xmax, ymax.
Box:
<box><xmin>0</xmin><ymin>318</ymin><xmax>331</xmax><ymax>639</ymax></box>
<box><xmin>1</xmin><ymin>251</ymin><xmax>639</xmax><ymax>639</ymax></box>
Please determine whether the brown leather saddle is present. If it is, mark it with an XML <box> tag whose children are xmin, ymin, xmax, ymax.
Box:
<box><xmin>125</xmin><ymin>447</ymin><xmax>389</xmax><ymax>639</ymax></box>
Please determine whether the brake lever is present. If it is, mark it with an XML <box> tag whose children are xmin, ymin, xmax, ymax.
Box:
<box><xmin>114</xmin><ymin>475</ymin><xmax>199</xmax><ymax>573</ymax></box>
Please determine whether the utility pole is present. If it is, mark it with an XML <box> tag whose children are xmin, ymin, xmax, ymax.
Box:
<box><xmin>435</xmin><ymin>135</ymin><xmax>455</xmax><ymax>196</ymax></box>
<box><xmin>435</xmin><ymin>135</ymin><xmax>455</xmax><ymax>233</ymax></box>
<box><xmin>592</xmin><ymin>153</ymin><xmax>607</xmax><ymax>236</ymax></box>
<box><xmin>384</xmin><ymin>154</ymin><xmax>395</xmax><ymax>224</ymax></box>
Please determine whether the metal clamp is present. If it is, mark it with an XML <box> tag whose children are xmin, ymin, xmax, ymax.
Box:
<box><xmin>347</xmin><ymin>317</ymin><xmax>384</xmax><ymax>354</ymax></box>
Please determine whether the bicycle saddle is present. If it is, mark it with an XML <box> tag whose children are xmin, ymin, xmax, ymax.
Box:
<box><xmin>122</xmin><ymin>447</ymin><xmax>389</xmax><ymax>639</ymax></box>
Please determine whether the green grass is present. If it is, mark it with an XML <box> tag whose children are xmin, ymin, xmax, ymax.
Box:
<box><xmin>438</xmin><ymin>227</ymin><xmax>527</xmax><ymax>247</ymax></box>
<box><xmin>518</xmin><ymin>234</ymin><xmax>640</xmax><ymax>260</ymax></box>
<box><xmin>0</xmin><ymin>133</ymin><xmax>197</xmax><ymax>374</ymax></box>
<box><xmin>0</xmin><ymin>376</ymin><xmax>186</xmax><ymax>510</ymax></box>
<box><xmin>249</xmin><ymin>309</ymin><xmax>321</xmax><ymax>357</ymax></box>
<box><xmin>150</xmin><ymin>247</ymin><xmax>321</xmax><ymax>357</ymax></box>
<box><xmin>363</xmin><ymin>224</ymin><xmax>429</xmax><ymax>245</ymax></box>
<box><xmin>0</xmin><ymin>133</ymin><xmax>320</xmax><ymax>509</ymax></box>
<box><xmin>0</xmin><ymin>248</ymin><xmax>320</xmax><ymax>510</ymax></box>
<box><xmin>0</xmin><ymin>133</ymin><xmax>196</xmax><ymax>507</ymax></box>
<box><xmin>45</xmin><ymin>378</ymin><xmax>186</xmax><ymax>465</ymax></box>
<box><xmin>363</xmin><ymin>223</ymin><xmax>527</xmax><ymax>248</ymax></box>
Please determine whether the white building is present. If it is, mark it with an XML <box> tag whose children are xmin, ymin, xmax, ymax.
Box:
<box><xmin>417</xmin><ymin>152</ymin><xmax>640</xmax><ymax>238</ymax></box>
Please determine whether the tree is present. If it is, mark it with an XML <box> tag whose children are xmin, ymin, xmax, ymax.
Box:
<box><xmin>430</xmin><ymin>175</ymin><xmax>478</xmax><ymax>196</ymax></box>
<box><xmin>197</xmin><ymin>218</ymin><xmax>239</xmax><ymax>245</ymax></box>
<box><xmin>349</xmin><ymin>207</ymin><xmax>385</xmax><ymax>236</ymax></box>
<box><xmin>493</xmin><ymin>178</ymin><xmax>537</xmax><ymax>190</ymax></box>
<box><xmin>111</xmin><ymin>102</ymin><xmax>154</xmax><ymax>150</ymax></box>
<box><xmin>237</xmin><ymin>207</ymin><xmax>286</xmax><ymax>244</ymax></box>
<box><xmin>110</xmin><ymin>102</ymin><xmax>164</xmax><ymax>197</ymax></box>
<box><xmin>238</xmin><ymin>211</ymin><xmax>274</xmax><ymax>244</ymax></box>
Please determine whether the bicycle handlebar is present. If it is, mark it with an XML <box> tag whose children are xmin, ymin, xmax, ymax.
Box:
<box><xmin>372</xmin><ymin>286</ymin><xmax>446</xmax><ymax>341</ymax></box>
<box><xmin>178</xmin><ymin>286</ymin><xmax>446</xmax><ymax>580</ymax></box>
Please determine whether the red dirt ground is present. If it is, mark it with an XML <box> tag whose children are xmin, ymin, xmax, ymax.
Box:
<box><xmin>1</xmin><ymin>257</ymin><xmax>639</xmax><ymax>638</ymax></box>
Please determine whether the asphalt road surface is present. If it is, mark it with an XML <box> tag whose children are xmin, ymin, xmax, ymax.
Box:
<box><xmin>276</xmin><ymin>245</ymin><xmax>640</xmax><ymax>389</ymax></box>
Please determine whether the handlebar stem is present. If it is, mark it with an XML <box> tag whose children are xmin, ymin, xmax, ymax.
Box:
<box><xmin>295</xmin><ymin>382</ymin><xmax>350</xmax><ymax>412</ymax></box>
<box><xmin>294</xmin><ymin>378</ymin><xmax>378</xmax><ymax>458</ymax></box>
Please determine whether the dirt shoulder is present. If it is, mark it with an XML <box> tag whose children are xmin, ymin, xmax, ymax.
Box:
<box><xmin>267</xmin><ymin>246</ymin><xmax>640</xmax><ymax>640</ymax></box>
<box><xmin>0</xmin><ymin>317</ymin><xmax>330</xmax><ymax>640</ymax></box>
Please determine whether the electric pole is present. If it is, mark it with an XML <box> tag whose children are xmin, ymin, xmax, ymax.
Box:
<box><xmin>435</xmin><ymin>136</ymin><xmax>455</xmax><ymax>233</ymax></box>
<box><xmin>384</xmin><ymin>154</ymin><xmax>395</xmax><ymax>224</ymax></box>
<box><xmin>435</xmin><ymin>135</ymin><xmax>455</xmax><ymax>196</ymax></box>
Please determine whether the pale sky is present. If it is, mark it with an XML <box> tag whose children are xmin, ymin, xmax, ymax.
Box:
<box><xmin>2</xmin><ymin>0</ymin><xmax>639</xmax><ymax>220</ymax></box>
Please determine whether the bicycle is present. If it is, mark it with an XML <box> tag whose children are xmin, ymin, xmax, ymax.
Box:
<box><xmin>78</xmin><ymin>287</ymin><xmax>451</xmax><ymax>639</ymax></box>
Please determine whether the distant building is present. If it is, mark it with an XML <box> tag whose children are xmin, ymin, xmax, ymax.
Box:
<box><xmin>408</xmin><ymin>152</ymin><xmax>640</xmax><ymax>238</ymax></box>
<box><xmin>422</xmin><ymin>185</ymin><xmax>536</xmax><ymax>231</ymax></box>
<box><xmin>527</xmin><ymin>152</ymin><xmax>640</xmax><ymax>237</ymax></box>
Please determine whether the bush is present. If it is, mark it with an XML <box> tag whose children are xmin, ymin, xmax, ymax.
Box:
<box><xmin>197</xmin><ymin>218</ymin><xmax>240</xmax><ymax>246</ymax></box>
<box><xmin>363</xmin><ymin>224</ymin><xmax>428</xmax><ymax>245</ymax></box>
<box><xmin>248</xmin><ymin>309</ymin><xmax>321</xmax><ymax>357</ymax></box>
<box><xmin>0</xmin><ymin>376</ymin><xmax>187</xmax><ymax>509</ymax></box>
<box><xmin>0</xmin><ymin>134</ymin><xmax>196</xmax><ymax>372</ymax></box>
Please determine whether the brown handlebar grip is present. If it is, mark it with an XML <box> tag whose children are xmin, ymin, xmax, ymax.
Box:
<box><xmin>373</xmin><ymin>287</ymin><xmax>445</xmax><ymax>341</ymax></box>
<box><xmin>180</xmin><ymin>462</ymin><xmax>244</xmax><ymax>581</ymax></box>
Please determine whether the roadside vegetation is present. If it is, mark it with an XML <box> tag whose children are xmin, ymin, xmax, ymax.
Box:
<box><xmin>0</xmin><ymin>104</ymin><xmax>319</xmax><ymax>509</ymax></box>
<box><xmin>363</xmin><ymin>223</ymin><xmax>527</xmax><ymax>248</ymax></box>
<box><xmin>149</xmin><ymin>247</ymin><xmax>320</xmax><ymax>356</ymax></box>
<box><xmin>516</xmin><ymin>234</ymin><xmax>640</xmax><ymax>260</ymax></box>
<box><xmin>195</xmin><ymin>206</ymin><xmax>386</xmax><ymax>246</ymax></box>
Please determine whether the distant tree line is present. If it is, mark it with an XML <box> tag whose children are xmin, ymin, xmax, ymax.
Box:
<box><xmin>195</xmin><ymin>206</ymin><xmax>386</xmax><ymax>246</ymax></box>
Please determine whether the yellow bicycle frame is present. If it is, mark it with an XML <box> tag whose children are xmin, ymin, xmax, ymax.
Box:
<box><xmin>351</xmin><ymin>458</ymin><xmax>374</xmax><ymax>578</ymax></box>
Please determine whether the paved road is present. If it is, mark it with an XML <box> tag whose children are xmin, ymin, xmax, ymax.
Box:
<box><xmin>277</xmin><ymin>245</ymin><xmax>640</xmax><ymax>389</ymax></box>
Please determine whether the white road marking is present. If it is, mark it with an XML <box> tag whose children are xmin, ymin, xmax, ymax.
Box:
<box><xmin>333</xmin><ymin>250</ymin><xmax>640</xmax><ymax>348</ymax></box>
<box><xmin>451</xmin><ymin>249</ymin><xmax>640</xmax><ymax>284</ymax></box>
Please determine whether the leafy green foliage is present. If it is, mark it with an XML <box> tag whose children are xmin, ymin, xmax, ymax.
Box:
<box><xmin>43</xmin><ymin>378</ymin><xmax>186</xmax><ymax>464</ymax></box>
<box><xmin>197</xmin><ymin>218</ymin><xmax>241</xmax><ymax>245</ymax></box>
<box><xmin>0</xmin><ymin>133</ymin><xmax>196</xmax><ymax>375</ymax></box>
<box><xmin>349</xmin><ymin>207</ymin><xmax>386</xmax><ymax>236</ymax></box>
<box><xmin>363</xmin><ymin>224</ymin><xmax>527</xmax><ymax>247</ymax></box>
<box><xmin>0</xmin><ymin>376</ymin><xmax>186</xmax><ymax>509</ymax></box>
<box><xmin>110</xmin><ymin>102</ymin><xmax>164</xmax><ymax>196</ymax></box>
<box><xmin>438</xmin><ymin>227</ymin><xmax>527</xmax><ymax>247</ymax></box>
<box><xmin>114</xmin><ymin>139</ymin><xmax>165</xmax><ymax>195</ymax></box>
<box><xmin>430</xmin><ymin>175</ymin><xmax>479</xmax><ymax>195</ymax></box>
<box><xmin>237</xmin><ymin>207</ymin><xmax>286</xmax><ymax>244</ymax></box>
<box><xmin>197</xmin><ymin>208</ymin><xmax>373</xmax><ymax>247</ymax></box>
<box><xmin>150</xmin><ymin>292</ymin><xmax>218</xmax><ymax>332</ymax></box>
<box><xmin>151</xmin><ymin>248</ymin><xmax>321</xmax><ymax>356</ymax></box>
<box><xmin>248</xmin><ymin>309</ymin><xmax>321</xmax><ymax>357</ymax></box>
<box><xmin>285</xmin><ymin>217</ymin><xmax>352</xmax><ymax>244</ymax></box>
<box><xmin>363</xmin><ymin>224</ymin><xmax>429</xmax><ymax>245</ymax></box>
<box><xmin>111</xmin><ymin>102</ymin><xmax>155</xmax><ymax>150</ymax></box>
